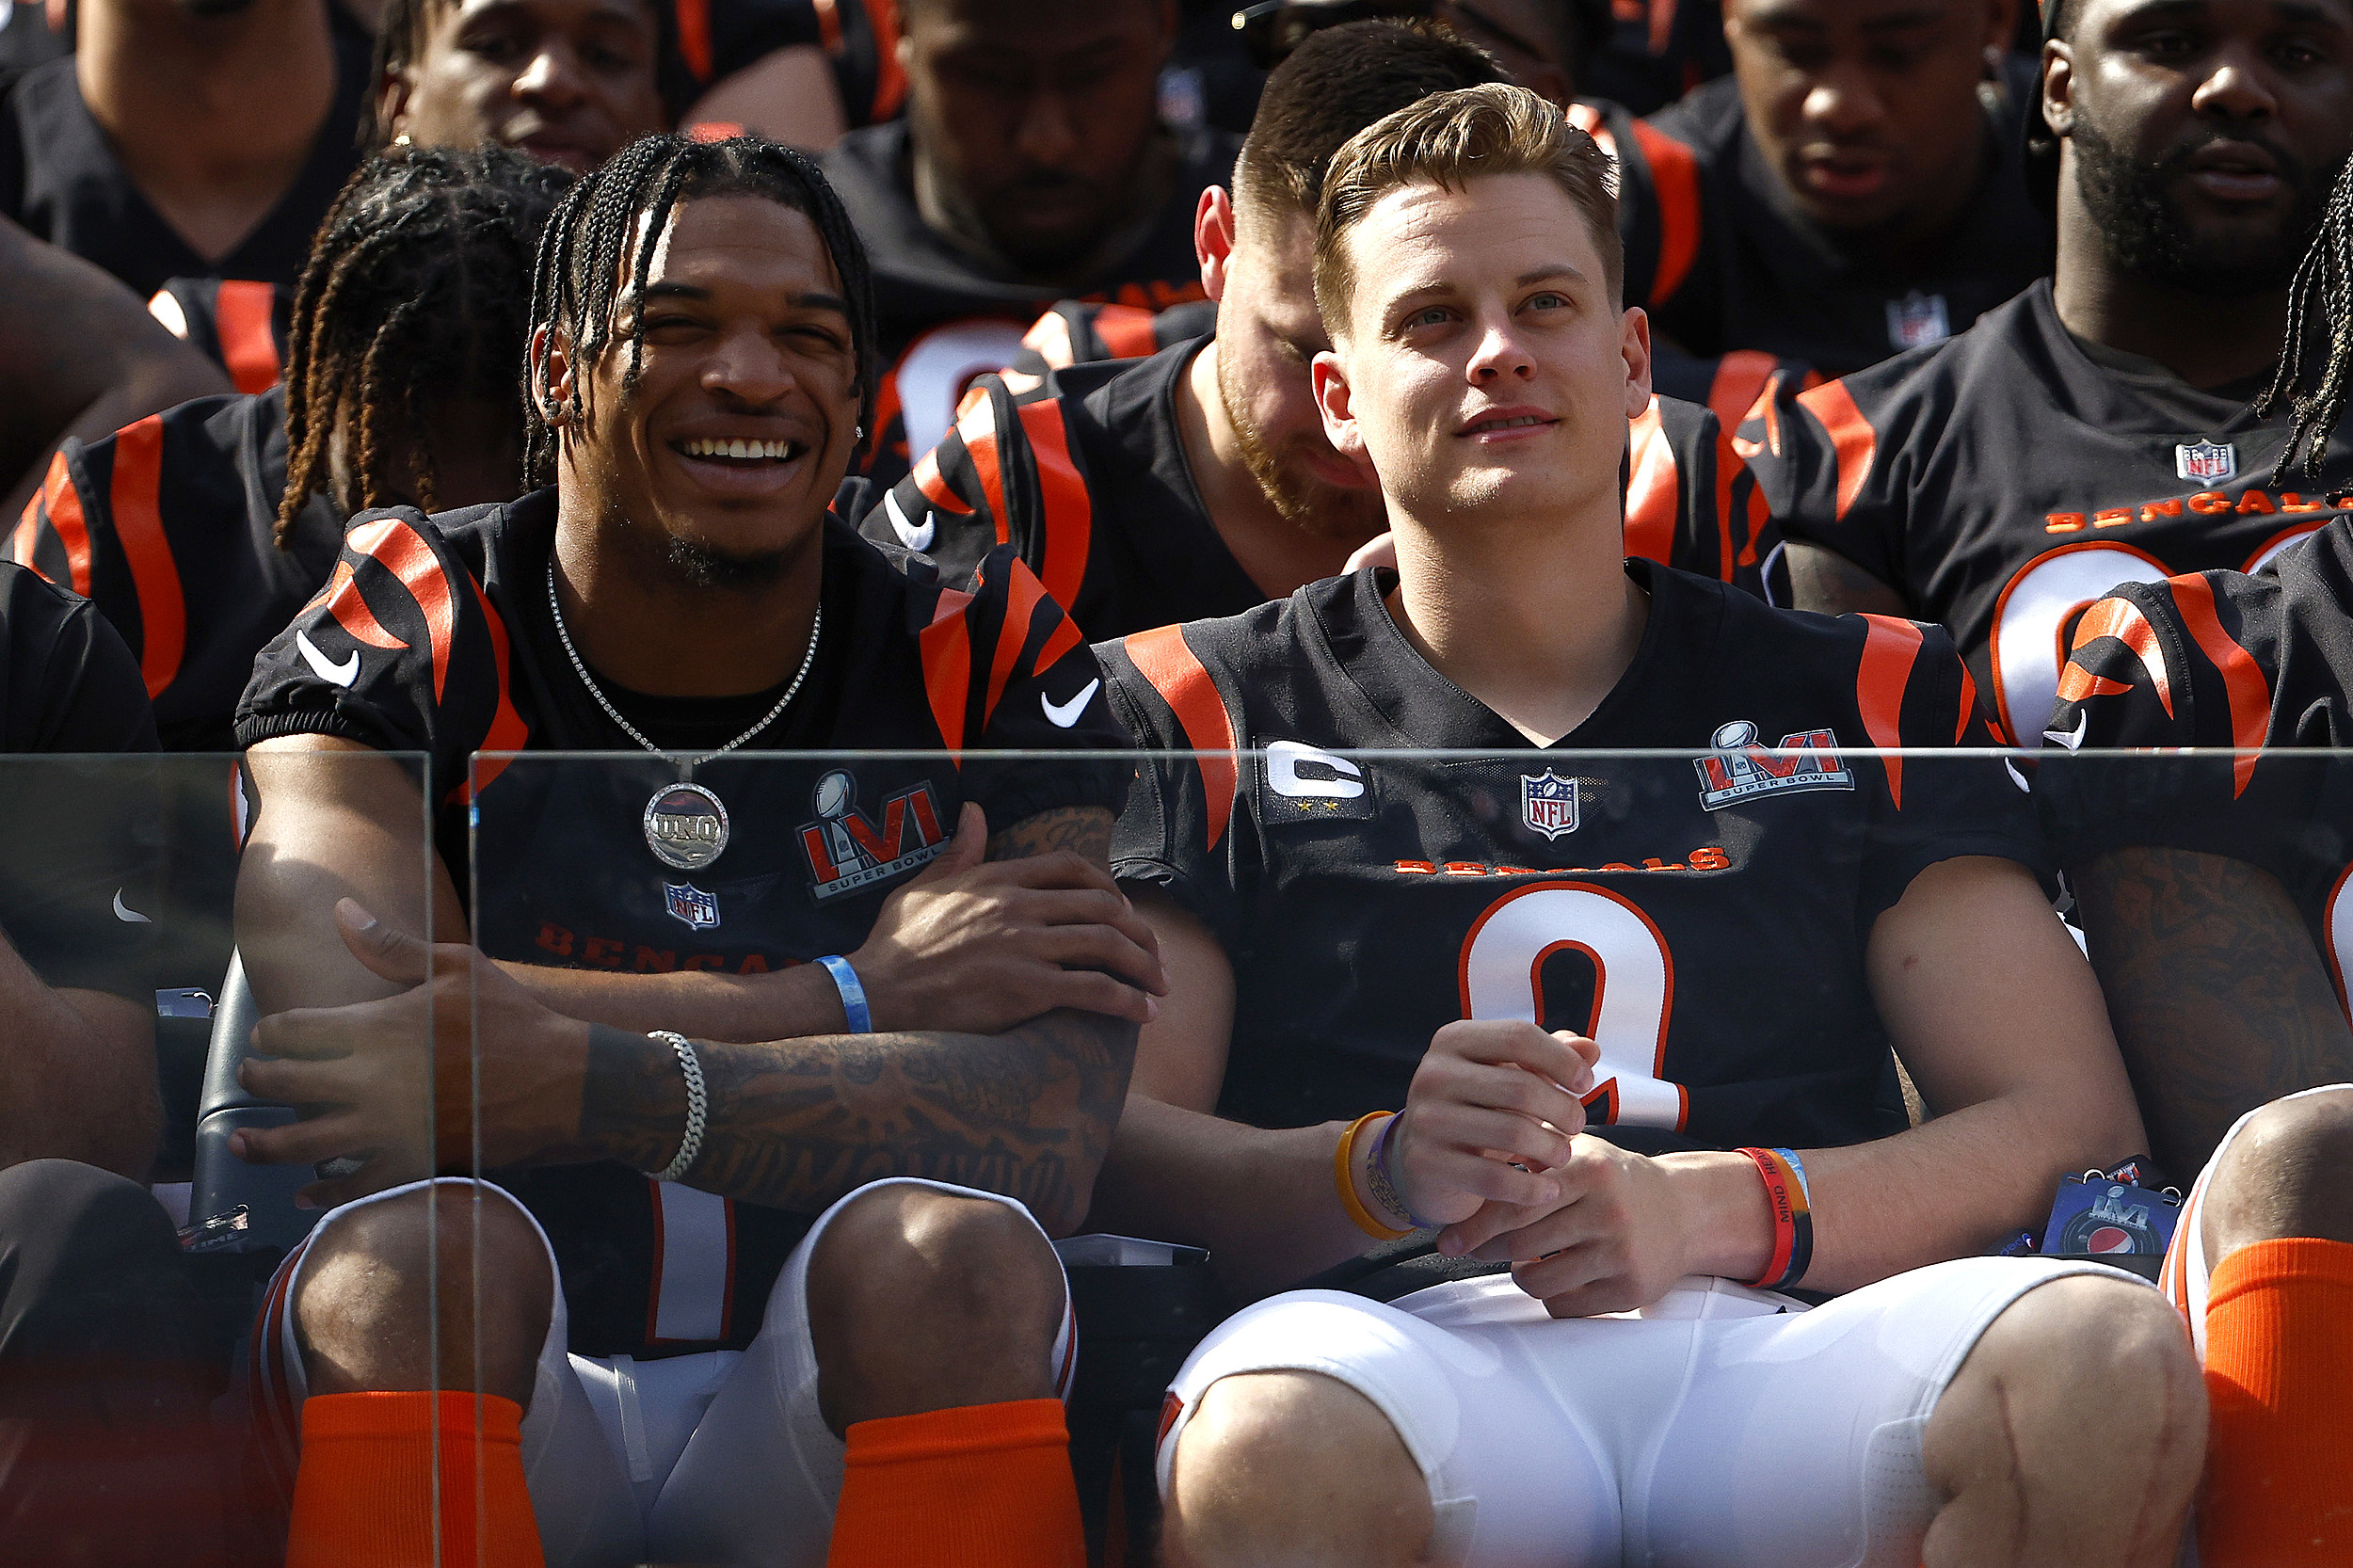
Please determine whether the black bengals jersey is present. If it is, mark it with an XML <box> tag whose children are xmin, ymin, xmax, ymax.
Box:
<box><xmin>11</xmin><ymin>387</ymin><xmax>342</xmax><ymax>751</ymax></box>
<box><xmin>235</xmin><ymin>488</ymin><xmax>1128</xmax><ymax>1358</ymax></box>
<box><xmin>1745</xmin><ymin>279</ymin><xmax>2353</xmax><ymax>746</ymax></box>
<box><xmin>865</xmin><ymin>341</ymin><xmax>1786</xmax><ymax>640</ymax></box>
<box><xmin>2039</xmin><ymin>520</ymin><xmax>2353</xmax><ymax>1017</ymax></box>
<box><xmin>150</xmin><ymin>277</ymin><xmax>289</xmax><ymax>394</ymax></box>
<box><xmin>1100</xmin><ymin>561</ymin><xmax>2040</xmax><ymax>1149</ymax></box>
<box><xmin>0</xmin><ymin>33</ymin><xmax>368</xmax><ymax>298</ymax></box>
<box><xmin>821</xmin><ymin>119</ymin><xmax>1235</xmax><ymax>488</ymax></box>
<box><xmin>0</xmin><ymin>560</ymin><xmax>161</xmax><ymax>1004</ymax></box>
<box><xmin>1636</xmin><ymin>64</ymin><xmax>2052</xmax><ymax>383</ymax></box>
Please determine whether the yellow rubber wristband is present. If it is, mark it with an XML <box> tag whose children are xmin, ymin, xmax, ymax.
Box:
<box><xmin>1336</xmin><ymin>1111</ymin><xmax>1413</xmax><ymax>1241</ymax></box>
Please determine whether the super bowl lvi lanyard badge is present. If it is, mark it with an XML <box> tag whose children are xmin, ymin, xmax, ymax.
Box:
<box><xmin>547</xmin><ymin>559</ymin><xmax>822</xmax><ymax>870</ymax></box>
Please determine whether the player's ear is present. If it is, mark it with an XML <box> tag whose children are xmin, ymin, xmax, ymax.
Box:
<box><xmin>1621</xmin><ymin>306</ymin><xmax>1654</xmax><ymax>423</ymax></box>
<box><xmin>532</xmin><ymin>325</ymin><xmax>576</xmax><ymax>428</ymax></box>
<box><xmin>2041</xmin><ymin>38</ymin><xmax>2075</xmax><ymax>136</ymax></box>
<box><xmin>1312</xmin><ymin>348</ymin><xmax>1369</xmax><ymax>469</ymax></box>
<box><xmin>1196</xmin><ymin>186</ymin><xmax>1238</xmax><ymax>300</ymax></box>
<box><xmin>376</xmin><ymin>68</ymin><xmax>415</xmax><ymax>145</ymax></box>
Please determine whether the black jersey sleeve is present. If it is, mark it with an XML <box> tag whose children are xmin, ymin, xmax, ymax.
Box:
<box><xmin>235</xmin><ymin>508</ymin><xmax>509</xmax><ymax>802</ymax></box>
<box><xmin>0</xmin><ymin>561</ymin><xmax>161</xmax><ymax>1000</ymax></box>
<box><xmin>863</xmin><ymin>374</ymin><xmax>1098</xmax><ymax>615</ymax></box>
<box><xmin>1095</xmin><ymin>622</ymin><xmax>1252</xmax><ymax>945</ymax></box>
<box><xmin>1004</xmin><ymin>297</ymin><xmax>1219</xmax><ymax>377</ymax></box>
<box><xmin>1737</xmin><ymin>367</ymin><xmax>1908</xmax><ymax>589</ymax></box>
<box><xmin>1570</xmin><ymin>100</ymin><xmax>1705</xmax><ymax>320</ymax></box>
<box><xmin>1843</xmin><ymin>611</ymin><xmax>2049</xmax><ymax>917</ymax></box>
<box><xmin>2035</xmin><ymin>573</ymin><xmax>2288</xmax><ymax>872</ymax></box>
<box><xmin>1629</xmin><ymin>393</ymin><xmax>1784</xmax><ymax>602</ymax></box>
<box><xmin>913</xmin><ymin>543</ymin><xmax>1131</xmax><ymax>832</ymax></box>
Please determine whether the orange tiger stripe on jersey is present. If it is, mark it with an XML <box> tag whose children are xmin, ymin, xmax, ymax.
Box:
<box><xmin>921</xmin><ymin>584</ymin><xmax>977</xmax><ymax>755</ymax></box>
<box><xmin>2169</xmin><ymin>575</ymin><xmax>2271</xmax><ymax>797</ymax></box>
<box><xmin>1090</xmin><ymin>305</ymin><xmax>1160</xmax><ymax>361</ymax></box>
<box><xmin>1020</xmin><ymin>309</ymin><xmax>1080</xmax><ymax>370</ymax></box>
<box><xmin>674</xmin><ymin>0</ymin><xmax>712</xmax><ymax>78</ymax></box>
<box><xmin>1628</xmin><ymin>120</ymin><xmax>1701</xmax><ymax>306</ymax></box>
<box><xmin>910</xmin><ymin>440</ymin><xmax>976</xmax><ymax>517</ymax></box>
<box><xmin>2065</xmin><ymin>597</ymin><xmax>2173</xmax><ymax>717</ymax></box>
<box><xmin>107</xmin><ymin>415</ymin><xmax>187</xmax><ymax>699</ymax></box>
<box><xmin>31</xmin><ymin>452</ymin><xmax>93</xmax><ymax>596</ymax></box>
<box><xmin>347</xmin><ymin>518</ymin><xmax>458</xmax><ymax>703</ymax></box>
<box><xmin>1704</xmin><ymin>351</ymin><xmax>1785</xmax><ymax>441</ymax></box>
<box><xmin>1123</xmin><ymin>625</ymin><xmax>1237</xmax><ymax>850</ymax></box>
<box><xmin>318</xmin><ymin>557</ymin><xmax>413</xmax><ymax>657</ymax></box>
<box><xmin>1954</xmin><ymin>665</ymin><xmax>1978</xmax><ymax>744</ymax></box>
<box><xmin>215</xmin><ymin>280</ymin><xmax>281</xmax><ymax>394</ymax></box>
<box><xmin>958</xmin><ymin>396</ymin><xmax>1016</xmax><ymax>546</ymax></box>
<box><xmin>861</xmin><ymin>0</ymin><xmax>907</xmax><ymax>120</ymax></box>
<box><xmin>1017</xmin><ymin>398</ymin><xmax>1093</xmax><ymax>612</ymax></box>
<box><xmin>464</xmin><ymin>571</ymin><xmax>533</xmax><ymax>801</ymax></box>
<box><xmin>1624</xmin><ymin>400</ymin><xmax>1679</xmax><ymax>568</ymax></box>
<box><xmin>982</xmin><ymin>556</ymin><xmax>1050</xmax><ymax>733</ymax></box>
<box><xmin>1797</xmin><ymin>380</ymin><xmax>1877</xmax><ymax>521</ymax></box>
<box><xmin>1854</xmin><ymin>614</ymin><xmax>1924</xmax><ymax>809</ymax></box>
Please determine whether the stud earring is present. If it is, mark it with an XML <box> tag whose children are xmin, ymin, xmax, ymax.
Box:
<box><xmin>855</xmin><ymin>424</ymin><xmax>865</xmax><ymax>440</ymax></box>
<box><xmin>392</xmin><ymin>132</ymin><xmax>413</xmax><ymax>147</ymax></box>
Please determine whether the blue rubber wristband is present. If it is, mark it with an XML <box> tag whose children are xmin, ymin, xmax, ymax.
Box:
<box><xmin>816</xmin><ymin>954</ymin><xmax>871</xmax><ymax>1033</ymax></box>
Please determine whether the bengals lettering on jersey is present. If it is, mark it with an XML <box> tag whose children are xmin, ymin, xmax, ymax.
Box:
<box><xmin>1745</xmin><ymin>280</ymin><xmax>2353</xmax><ymax>748</ymax></box>
<box><xmin>1098</xmin><ymin>562</ymin><xmax>2040</xmax><ymax>1149</ymax></box>
<box><xmin>871</xmin><ymin>348</ymin><xmax>1787</xmax><ymax>640</ymax></box>
<box><xmin>2040</xmin><ymin>521</ymin><xmax>2353</xmax><ymax>1016</ymax></box>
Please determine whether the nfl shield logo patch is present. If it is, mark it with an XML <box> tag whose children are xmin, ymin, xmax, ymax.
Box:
<box><xmin>1521</xmin><ymin>771</ymin><xmax>1580</xmax><ymax>840</ymax></box>
<box><xmin>2176</xmin><ymin>441</ymin><xmax>2236</xmax><ymax>483</ymax></box>
<box><xmin>664</xmin><ymin>882</ymin><xmax>720</xmax><ymax>931</ymax></box>
<box><xmin>1885</xmin><ymin>291</ymin><xmax>1951</xmax><ymax>349</ymax></box>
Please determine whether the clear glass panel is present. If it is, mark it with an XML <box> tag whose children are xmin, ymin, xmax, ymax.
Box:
<box><xmin>449</xmin><ymin>743</ymin><xmax>2315</xmax><ymax>1561</ymax></box>
<box><xmin>0</xmin><ymin>749</ymin><xmax>433</xmax><ymax>1560</ymax></box>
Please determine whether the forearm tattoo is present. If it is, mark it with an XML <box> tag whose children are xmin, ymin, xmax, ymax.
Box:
<box><xmin>580</xmin><ymin>806</ymin><xmax>1138</xmax><ymax>1231</ymax></box>
<box><xmin>2077</xmin><ymin>847</ymin><xmax>2353</xmax><ymax>1175</ymax></box>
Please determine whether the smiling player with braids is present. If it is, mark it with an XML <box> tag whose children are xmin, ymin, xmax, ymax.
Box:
<box><xmin>233</xmin><ymin>132</ymin><xmax>1161</xmax><ymax>1565</ymax></box>
<box><xmin>12</xmin><ymin>147</ymin><xmax>572</xmax><ymax>752</ymax></box>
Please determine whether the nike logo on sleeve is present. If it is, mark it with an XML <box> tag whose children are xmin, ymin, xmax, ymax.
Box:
<box><xmin>1041</xmin><ymin>679</ymin><xmax>1100</xmax><ymax>728</ymax></box>
<box><xmin>113</xmin><ymin>890</ymin><xmax>152</xmax><ymax>923</ymax></box>
<box><xmin>886</xmin><ymin>491</ymin><xmax>936</xmax><ymax>552</ymax></box>
<box><xmin>296</xmin><ymin>629</ymin><xmax>360</xmax><ymax>688</ymax></box>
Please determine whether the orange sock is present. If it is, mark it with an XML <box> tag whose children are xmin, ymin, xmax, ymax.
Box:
<box><xmin>285</xmin><ymin>1391</ymin><xmax>544</xmax><ymax>1568</ymax></box>
<box><xmin>826</xmin><ymin>1398</ymin><xmax>1084</xmax><ymax>1568</ymax></box>
<box><xmin>2200</xmin><ymin>1239</ymin><xmax>2353</xmax><ymax>1566</ymax></box>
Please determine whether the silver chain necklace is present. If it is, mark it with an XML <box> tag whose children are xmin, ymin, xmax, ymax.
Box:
<box><xmin>547</xmin><ymin>558</ymin><xmax>821</xmax><ymax>872</ymax></box>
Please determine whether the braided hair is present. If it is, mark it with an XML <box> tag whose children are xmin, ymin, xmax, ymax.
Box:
<box><xmin>520</xmin><ymin>134</ymin><xmax>878</xmax><ymax>489</ymax></box>
<box><xmin>2257</xmin><ymin>155</ymin><xmax>2353</xmax><ymax>483</ymax></box>
<box><xmin>278</xmin><ymin>147</ymin><xmax>575</xmax><ymax>544</ymax></box>
<box><xmin>365</xmin><ymin>0</ymin><xmax>697</xmax><ymax>149</ymax></box>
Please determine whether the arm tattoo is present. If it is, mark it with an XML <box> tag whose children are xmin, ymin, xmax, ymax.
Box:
<box><xmin>2076</xmin><ymin>847</ymin><xmax>2353</xmax><ymax>1174</ymax></box>
<box><xmin>579</xmin><ymin>805</ymin><xmax>1138</xmax><ymax>1232</ymax></box>
<box><xmin>1785</xmin><ymin>539</ymin><xmax>1910</xmax><ymax>617</ymax></box>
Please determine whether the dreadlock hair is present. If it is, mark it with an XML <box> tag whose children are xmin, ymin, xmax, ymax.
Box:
<box><xmin>520</xmin><ymin>134</ymin><xmax>879</xmax><ymax>489</ymax></box>
<box><xmin>364</xmin><ymin>0</ymin><xmax>696</xmax><ymax>149</ymax></box>
<box><xmin>277</xmin><ymin>146</ymin><xmax>575</xmax><ymax>545</ymax></box>
<box><xmin>2256</xmin><ymin>155</ymin><xmax>2353</xmax><ymax>483</ymax></box>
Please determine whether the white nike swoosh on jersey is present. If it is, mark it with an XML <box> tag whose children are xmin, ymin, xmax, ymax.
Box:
<box><xmin>296</xmin><ymin>628</ymin><xmax>360</xmax><ymax>688</ymax></box>
<box><xmin>1041</xmin><ymin>678</ymin><xmax>1100</xmax><ymax>729</ymax></box>
<box><xmin>112</xmin><ymin>889</ymin><xmax>152</xmax><ymax>923</ymax></box>
<box><xmin>886</xmin><ymin>490</ymin><xmax>936</xmax><ymax>552</ymax></box>
<box><xmin>2043</xmin><ymin>712</ymin><xmax>2088</xmax><ymax>751</ymax></box>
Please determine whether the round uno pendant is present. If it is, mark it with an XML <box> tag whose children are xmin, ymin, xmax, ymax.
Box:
<box><xmin>644</xmin><ymin>782</ymin><xmax>729</xmax><ymax>870</ymax></box>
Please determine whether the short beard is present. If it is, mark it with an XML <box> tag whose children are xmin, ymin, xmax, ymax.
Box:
<box><xmin>664</xmin><ymin>533</ymin><xmax>791</xmax><ymax>590</ymax></box>
<box><xmin>1215</xmin><ymin>350</ymin><xmax>1385</xmax><ymax>543</ymax></box>
<box><xmin>2072</xmin><ymin>117</ymin><xmax>2338</xmax><ymax>297</ymax></box>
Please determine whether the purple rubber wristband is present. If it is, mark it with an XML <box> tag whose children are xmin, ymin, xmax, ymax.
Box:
<box><xmin>1369</xmin><ymin>1112</ymin><xmax>1441</xmax><ymax>1231</ymax></box>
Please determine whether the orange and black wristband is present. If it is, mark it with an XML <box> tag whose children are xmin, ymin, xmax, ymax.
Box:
<box><xmin>1737</xmin><ymin>1146</ymin><xmax>1814</xmax><ymax>1290</ymax></box>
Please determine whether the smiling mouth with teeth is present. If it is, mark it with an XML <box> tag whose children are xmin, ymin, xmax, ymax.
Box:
<box><xmin>1466</xmin><ymin>415</ymin><xmax>1549</xmax><ymax>434</ymax></box>
<box><xmin>680</xmin><ymin>437</ymin><xmax>807</xmax><ymax>462</ymax></box>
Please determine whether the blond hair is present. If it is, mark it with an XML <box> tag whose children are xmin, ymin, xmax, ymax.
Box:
<box><xmin>1312</xmin><ymin>83</ymin><xmax>1622</xmax><ymax>337</ymax></box>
